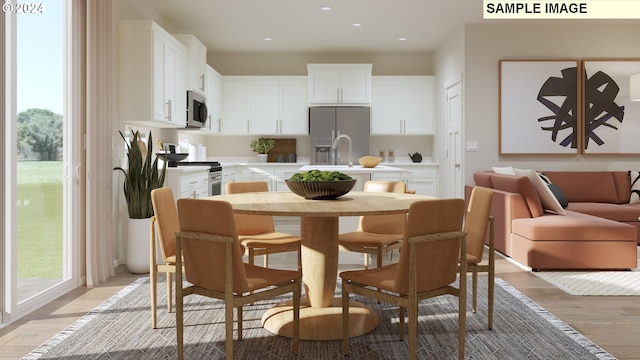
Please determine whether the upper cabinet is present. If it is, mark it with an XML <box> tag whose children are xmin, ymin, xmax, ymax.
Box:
<box><xmin>119</xmin><ymin>20</ymin><xmax>187</xmax><ymax>127</ymax></box>
<box><xmin>371</xmin><ymin>76</ymin><xmax>435</xmax><ymax>135</ymax></box>
<box><xmin>307</xmin><ymin>64</ymin><xmax>372</xmax><ymax>105</ymax></box>
<box><xmin>174</xmin><ymin>34</ymin><xmax>207</xmax><ymax>94</ymax></box>
<box><xmin>203</xmin><ymin>65</ymin><xmax>223</xmax><ymax>133</ymax></box>
<box><xmin>221</xmin><ymin>76</ymin><xmax>308</xmax><ymax>135</ymax></box>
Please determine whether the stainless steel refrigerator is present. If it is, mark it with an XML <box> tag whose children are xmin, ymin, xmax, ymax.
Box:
<box><xmin>309</xmin><ymin>106</ymin><xmax>370</xmax><ymax>165</ymax></box>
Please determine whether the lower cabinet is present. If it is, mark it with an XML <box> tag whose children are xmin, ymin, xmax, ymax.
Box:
<box><xmin>164</xmin><ymin>167</ymin><xmax>209</xmax><ymax>200</ymax></box>
<box><xmin>403</xmin><ymin>165</ymin><xmax>438</xmax><ymax>197</ymax></box>
<box><xmin>370</xmin><ymin>165</ymin><xmax>438</xmax><ymax>197</ymax></box>
<box><xmin>221</xmin><ymin>165</ymin><xmax>236</xmax><ymax>194</ymax></box>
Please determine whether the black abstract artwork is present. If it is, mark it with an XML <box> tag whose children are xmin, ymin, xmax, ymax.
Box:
<box><xmin>583</xmin><ymin>71</ymin><xmax>625</xmax><ymax>149</ymax></box>
<box><xmin>537</xmin><ymin>67</ymin><xmax>626</xmax><ymax>151</ymax></box>
<box><xmin>537</xmin><ymin>67</ymin><xmax>578</xmax><ymax>149</ymax></box>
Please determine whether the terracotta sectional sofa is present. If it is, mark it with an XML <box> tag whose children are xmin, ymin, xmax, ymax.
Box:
<box><xmin>466</xmin><ymin>171</ymin><xmax>639</xmax><ymax>270</ymax></box>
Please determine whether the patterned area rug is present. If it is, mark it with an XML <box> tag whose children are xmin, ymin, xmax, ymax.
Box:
<box><xmin>24</xmin><ymin>277</ymin><xmax>614</xmax><ymax>360</ymax></box>
<box><xmin>533</xmin><ymin>248</ymin><xmax>640</xmax><ymax>296</ymax></box>
<box><xmin>534</xmin><ymin>270</ymin><xmax>640</xmax><ymax>295</ymax></box>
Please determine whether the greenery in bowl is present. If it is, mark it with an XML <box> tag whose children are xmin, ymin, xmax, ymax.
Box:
<box><xmin>249</xmin><ymin>137</ymin><xmax>275</xmax><ymax>154</ymax></box>
<box><xmin>289</xmin><ymin>170</ymin><xmax>353</xmax><ymax>181</ymax></box>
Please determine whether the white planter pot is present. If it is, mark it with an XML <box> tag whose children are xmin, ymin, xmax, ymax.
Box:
<box><xmin>257</xmin><ymin>154</ymin><xmax>268</xmax><ymax>163</ymax></box>
<box><xmin>126</xmin><ymin>217</ymin><xmax>151</xmax><ymax>274</ymax></box>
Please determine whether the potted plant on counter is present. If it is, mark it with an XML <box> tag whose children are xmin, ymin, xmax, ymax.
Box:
<box><xmin>113</xmin><ymin>130</ymin><xmax>166</xmax><ymax>273</ymax></box>
<box><xmin>250</xmin><ymin>137</ymin><xmax>275</xmax><ymax>163</ymax></box>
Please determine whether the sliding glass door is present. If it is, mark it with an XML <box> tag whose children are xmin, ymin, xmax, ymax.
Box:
<box><xmin>3</xmin><ymin>0</ymin><xmax>80</xmax><ymax>323</ymax></box>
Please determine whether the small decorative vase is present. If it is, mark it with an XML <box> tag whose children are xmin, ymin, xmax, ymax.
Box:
<box><xmin>257</xmin><ymin>154</ymin><xmax>268</xmax><ymax>163</ymax></box>
<box><xmin>126</xmin><ymin>217</ymin><xmax>151</xmax><ymax>274</ymax></box>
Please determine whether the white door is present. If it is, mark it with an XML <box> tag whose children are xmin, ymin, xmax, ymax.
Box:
<box><xmin>3</xmin><ymin>0</ymin><xmax>81</xmax><ymax>324</ymax></box>
<box><xmin>445</xmin><ymin>76</ymin><xmax>464</xmax><ymax>199</ymax></box>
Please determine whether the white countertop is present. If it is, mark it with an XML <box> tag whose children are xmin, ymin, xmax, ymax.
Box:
<box><xmin>297</xmin><ymin>164</ymin><xmax>411</xmax><ymax>174</ymax></box>
<box><xmin>164</xmin><ymin>165</ymin><xmax>210</xmax><ymax>173</ymax></box>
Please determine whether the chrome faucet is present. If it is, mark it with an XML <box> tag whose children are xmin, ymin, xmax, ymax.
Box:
<box><xmin>332</xmin><ymin>134</ymin><xmax>353</xmax><ymax>167</ymax></box>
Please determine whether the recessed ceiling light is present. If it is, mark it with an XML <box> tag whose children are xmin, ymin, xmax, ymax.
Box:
<box><xmin>321</xmin><ymin>6</ymin><xmax>332</xmax><ymax>11</ymax></box>
<box><xmin>264</xmin><ymin>37</ymin><xmax>273</xmax><ymax>41</ymax></box>
<box><xmin>398</xmin><ymin>37</ymin><xmax>407</xmax><ymax>41</ymax></box>
<box><xmin>352</xmin><ymin>23</ymin><xmax>362</xmax><ymax>27</ymax></box>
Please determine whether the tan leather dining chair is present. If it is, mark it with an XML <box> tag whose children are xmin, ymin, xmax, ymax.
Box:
<box><xmin>150</xmin><ymin>187</ymin><xmax>183</xmax><ymax>329</ymax></box>
<box><xmin>226</xmin><ymin>181</ymin><xmax>301</xmax><ymax>269</ymax></box>
<box><xmin>463</xmin><ymin>186</ymin><xmax>495</xmax><ymax>329</ymax></box>
<box><xmin>341</xmin><ymin>199</ymin><xmax>467</xmax><ymax>360</ymax></box>
<box><xmin>339</xmin><ymin>180</ymin><xmax>407</xmax><ymax>269</ymax></box>
<box><xmin>175</xmin><ymin>198</ymin><xmax>301</xmax><ymax>360</ymax></box>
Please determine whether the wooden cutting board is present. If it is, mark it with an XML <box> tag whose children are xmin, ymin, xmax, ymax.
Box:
<box><xmin>267</xmin><ymin>138</ymin><xmax>296</xmax><ymax>162</ymax></box>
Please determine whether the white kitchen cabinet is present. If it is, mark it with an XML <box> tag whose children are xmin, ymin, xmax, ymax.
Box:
<box><xmin>403</xmin><ymin>165</ymin><xmax>438</xmax><ymax>197</ymax></box>
<box><xmin>203</xmin><ymin>65</ymin><xmax>223</xmax><ymax>133</ymax></box>
<box><xmin>274</xmin><ymin>165</ymin><xmax>301</xmax><ymax>191</ymax></box>
<box><xmin>165</xmin><ymin>167</ymin><xmax>209</xmax><ymax>200</ymax></box>
<box><xmin>222</xmin><ymin>77</ymin><xmax>307</xmax><ymax>135</ymax></box>
<box><xmin>277</xmin><ymin>79</ymin><xmax>308</xmax><ymax>134</ymax></box>
<box><xmin>221</xmin><ymin>79</ymin><xmax>251</xmax><ymax>134</ymax></box>
<box><xmin>174</xmin><ymin>34</ymin><xmax>207</xmax><ymax>94</ymax></box>
<box><xmin>250</xmin><ymin>80</ymin><xmax>280</xmax><ymax>134</ymax></box>
<box><xmin>371</xmin><ymin>76</ymin><xmax>435</xmax><ymax>135</ymax></box>
<box><xmin>239</xmin><ymin>165</ymin><xmax>276</xmax><ymax>190</ymax></box>
<box><xmin>119</xmin><ymin>20</ymin><xmax>187</xmax><ymax>127</ymax></box>
<box><xmin>307</xmin><ymin>64</ymin><xmax>372</xmax><ymax>105</ymax></box>
<box><xmin>221</xmin><ymin>165</ymin><xmax>236</xmax><ymax>194</ymax></box>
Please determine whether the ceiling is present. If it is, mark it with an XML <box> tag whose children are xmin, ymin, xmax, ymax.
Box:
<box><xmin>124</xmin><ymin>0</ymin><xmax>485</xmax><ymax>53</ymax></box>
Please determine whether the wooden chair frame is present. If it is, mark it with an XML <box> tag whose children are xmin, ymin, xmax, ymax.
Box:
<box><xmin>175</xmin><ymin>230</ymin><xmax>301</xmax><ymax>360</ymax></box>
<box><xmin>226</xmin><ymin>181</ymin><xmax>301</xmax><ymax>270</ymax></box>
<box><xmin>465</xmin><ymin>217</ymin><xmax>495</xmax><ymax>329</ymax></box>
<box><xmin>338</xmin><ymin>180</ymin><xmax>407</xmax><ymax>269</ymax></box>
<box><xmin>149</xmin><ymin>215</ymin><xmax>185</xmax><ymax>328</ymax></box>
<box><xmin>342</xmin><ymin>230</ymin><xmax>467</xmax><ymax>360</ymax></box>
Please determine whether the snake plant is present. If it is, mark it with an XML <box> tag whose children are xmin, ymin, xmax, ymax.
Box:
<box><xmin>113</xmin><ymin>130</ymin><xmax>166</xmax><ymax>219</ymax></box>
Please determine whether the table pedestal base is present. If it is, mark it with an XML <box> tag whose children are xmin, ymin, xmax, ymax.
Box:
<box><xmin>261</xmin><ymin>297</ymin><xmax>378</xmax><ymax>340</ymax></box>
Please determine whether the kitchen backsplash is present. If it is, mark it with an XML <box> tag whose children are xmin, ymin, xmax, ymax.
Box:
<box><xmin>169</xmin><ymin>131</ymin><xmax>433</xmax><ymax>163</ymax></box>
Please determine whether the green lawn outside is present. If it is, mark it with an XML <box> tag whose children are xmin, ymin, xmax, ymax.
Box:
<box><xmin>17</xmin><ymin>161</ymin><xmax>63</xmax><ymax>278</ymax></box>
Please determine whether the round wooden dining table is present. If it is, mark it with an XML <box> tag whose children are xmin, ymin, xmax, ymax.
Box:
<box><xmin>207</xmin><ymin>190</ymin><xmax>435</xmax><ymax>340</ymax></box>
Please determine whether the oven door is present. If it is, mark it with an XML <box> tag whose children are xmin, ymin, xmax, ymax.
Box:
<box><xmin>209</xmin><ymin>171</ymin><xmax>222</xmax><ymax>196</ymax></box>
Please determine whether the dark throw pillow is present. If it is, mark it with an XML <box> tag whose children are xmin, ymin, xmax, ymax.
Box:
<box><xmin>548</xmin><ymin>183</ymin><xmax>568</xmax><ymax>208</ymax></box>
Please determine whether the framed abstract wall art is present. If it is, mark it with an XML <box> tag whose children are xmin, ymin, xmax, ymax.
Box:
<box><xmin>499</xmin><ymin>60</ymin><xmax>580</xmax><ymax>155</ymax></box>
<box><xmin>581</xmin><ymin>59</ymin><xmax>640</xmax><ymax>155</ymax></box>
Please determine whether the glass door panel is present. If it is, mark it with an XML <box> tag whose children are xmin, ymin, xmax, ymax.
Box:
<box><xmin>15</xmin><ymin>0</ymin><xmax>67</xmax><ymax>304</ymax></box>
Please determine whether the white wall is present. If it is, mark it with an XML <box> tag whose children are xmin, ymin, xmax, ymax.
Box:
<box><xmin>433</xmin><ymin>28</ymin><xmax>465</xmax><ymax>197</ymax></box>
<box><xmin>463</xmin><ymin>22</ymin><xmax>640</xmax><ymax>186</ymax></box>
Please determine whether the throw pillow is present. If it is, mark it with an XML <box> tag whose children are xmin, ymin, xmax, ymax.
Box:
<box><xmin>492</xmin><ymin>166</ymin><xmax>515</xmax><ymax>175</ymax></box>
<box><xmin>537</xmin><ymin>171</ymin><xmax>569</xmax><ymax>208</ymax></box>
<box><xmin>514</xmin><ymin>168</ymin><xmax>566</xmax><ymax>215</ymax></box>
<box><xmin>630</xmin><ymin>171</ymin><xmax>640</xmax><ymax>204</ymax></box>
<box><xmin>548</xmin><ymin>183</ymin><xmax>569</xmax><ymax>208</ymax></box>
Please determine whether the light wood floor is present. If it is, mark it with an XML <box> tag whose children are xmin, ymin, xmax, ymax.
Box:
<box><xmin>1</xmin><ymin>249</ymin><xmax>639</xmax><ymax>360</ymax></box>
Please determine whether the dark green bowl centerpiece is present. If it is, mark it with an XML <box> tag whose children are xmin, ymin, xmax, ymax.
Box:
<box><xmin>286</xmin><ymin>170</ymin><xmax>356</xmax><ymax>200</ymax></box>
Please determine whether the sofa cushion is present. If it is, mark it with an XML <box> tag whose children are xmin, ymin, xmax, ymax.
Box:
<box><xmin>490</xmin><ymin>174</ymin><xmax>544</xmax><ymax>217</ymax></box>
<box><xmin>543</xmin><ymin>171</ymin><xmax>618</xmax><ymax>203</ymax></box>
<box><xmin>514</xmin><ymin>168</ymin><xmax>565</xmax><ymax>215</ymax></box>
<box><xmin>567</xmin><ymin>202</ymin><xmax>640</xmax><ymax>222</ymax></box>
<box><xmin>630</xmin><ymin>171</ymin><xmax>640</xmax><ymax>204</ymax></box>
<box><xmin>473</xmin><ymin>172</ymin><xmax>493</xmax><ymax>188</ymax></box>
<box><xmin>613</xmin><ymin>171</ymin><xmax>631</xmax><ymax>204</ymax></box>
<box><xmin>512</xmin><ymin>210</ymin><xmax>637</xmax><ymax>241</ymax></box>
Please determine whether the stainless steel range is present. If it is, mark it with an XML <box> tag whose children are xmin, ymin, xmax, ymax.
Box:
<box><xmin>171</xmin><ymin>161</ymin><xmax>222</xmax><ymax>196</ymax></box>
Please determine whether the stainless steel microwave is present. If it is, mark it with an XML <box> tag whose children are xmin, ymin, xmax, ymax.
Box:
<box><xmin>186</xmin><ymin>90</ymin><xmax>208</xmax><ymax>129</ymax></box>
